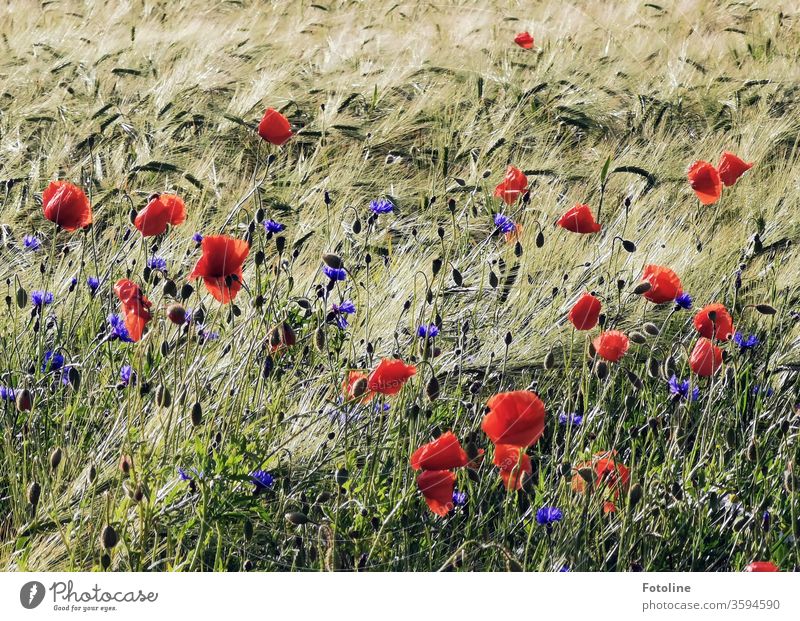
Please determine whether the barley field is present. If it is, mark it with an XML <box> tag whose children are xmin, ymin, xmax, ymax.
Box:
<box><xmin>1</xmin><ymin>0</ymin><xmax>799</xmax><ymax>572</ymax></box>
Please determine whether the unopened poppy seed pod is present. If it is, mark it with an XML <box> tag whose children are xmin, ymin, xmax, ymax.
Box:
<box><xmin>50</xmin><ymin>447</ymin><xmax>63</xmax><ymax>471</ymax></box>
<box><xmin>322</xmin><ymin>253</ymin><xmax>343</xmax><ymax>269</ymax></box>
<box><xmin>156</xmin><ymin>385</ymin><xmax>172</xmax><ymax>408</ymax></box>
<box><xmin>285</xmin><ymin>511</ymin><xmax>310</xmax><ymax>526</ymax></box>
<box><xmin>27</xmin><ymin>481</ymin><xmax>41</xmax><ymax>508</ymax></box>
<box><xmin>167</xmin><ymin>303</ymin><xmax>186</xmax><ymax>325</ymax></box>
<box><xmin>100</xmin><ymin>524</ymin><xmax>118</xmax><ymax>549</ymax></box>
<box><xmin>425</xmin><ymin>376</ymin><xmax>440</xmax><ymax>401</ymax></box>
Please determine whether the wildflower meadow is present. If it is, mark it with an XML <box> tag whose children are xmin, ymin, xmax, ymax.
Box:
<box><xmin>1</xmin><ymin>0</ymin><xmax>799</xmax><ymax>573</ymax></box>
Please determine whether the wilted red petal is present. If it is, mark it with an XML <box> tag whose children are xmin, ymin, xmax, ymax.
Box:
<box><xmin>367</xmin><ymin>358</ymin><xmax>416</xmax><ymax>395</ymax></box>
<box><xmin>481</xmin><ymin>390</ymin><xmax>545</xmax><ymax>447</ymax></box>
<box><xmin>493</xmin><ymin>444</ymin><xmax>531</xmax><ymax>491</ymax></box>
<box><xmin>342</xmin><ymin>370</ymin><xmax>372</xmax><ymax>402</ymax></box>
<box><xmin>718</xmin><ymin>152</ymin><xmax>753</xmax><ymax>187</ymax></box>
<box><xmin>493</xmin><ymin>166</ymin><xmax>527</xmax><ymax>205</ymax></box>
<box><xmin>592</xmin><ymin>330</ymin><xmax>629</xmax><ymax>362</ymax></box>
<box><xmin>417</xmin><ymin>470</ymin><xmax>455</xmax><ymax>516</ymax></box>
<box><xmin>557</xmin><ymin>204</ymin><xmax>601</xmax><ymax>234</ymax></box>
<box><xmin>114</xmin><ymin>279</ymin><xmax>152</xmax><ymax>342</ymax></box>
<box><xmin>568</xmin><ymin>293</ymin><xmax>601</xmax><ymax>330</ymax></box>
<box><xmin>134</xmin><ymin>194</ymin><xmax>186</xmax><ymax>237</ymax></box>
<box><xmin>687</xmin><ymin>160</ymin><xmax>722</xmax><ymax>205</ymax></box>
<box><xmin>693</xmin><ymin>303</ymin><xmax>734</xmax><ymax>340</ymax></box>
<box><xmin>571</xmin><ymin>451</ymin><xmax>630</xmax><ymax>499</ymax></box>
<box><xmin>42</xmin><ymin>181</ymin><xmax>93</xmax><ymax>231</ymax></box>
<box><xmin>744</xmin><ymin>561</ymin><xmax>779</xmax><ymax>572</ymax></box>
<box><xmin>410</xmin><ymin>431</ymin><xmax>468</xmax><ymax>471</ymax></box>
<box><xmin>514</xmin><ymin>32</ymin><xmax>534</xmax><ymax>49</ymax></box>
<box><xmin>257</xmin><ymin>108</ymin><xmax>293</xmax><ymax>146</ymax></box>
<box><xmin>689</xmin><ymin>337</ymin><xmax>722</xmax><ymax>377</ymax></box>
<box><xmin>641</xmin><ymin>264</ymin><xmax>682</xmax><ymax>304</ymax></box>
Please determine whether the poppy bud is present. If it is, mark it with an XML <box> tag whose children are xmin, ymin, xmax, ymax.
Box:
<box><xmin>621</xmin><ymin>239</ymin><xmax>637</xmax><ymax>253</ymax></box>
<box><xmin>452</xmin><ymin>267</ymin><xmax>463</xmax><ymax>287</ymax></box>
<box><xmin>243</xmin><ymin>519</ymin><xmax>254</xmax><ymax>541</ymax></box>
<box><xmin>27</xmin><ymin>481</ymin><xmax>41</xmax><ymax>508</ymax></box>
<box><xmin>755</xmin><ymin>304</ymin><xmax>777</xmax><ymax>315</ymax></box>
<box><xmin>632</xmin><ymin>281</ymin><xmax>652</xmax><ymax>295</ymax></box>
<box><xmin>629</xmin><ymin>331</ymin><xmax>647</xmax><ymax>344</ymax></box>
<box><xmin>314</xmin><ymin>326</ymin><xmax>326</xmax><ymax>352</ymax></box>
<box><xmin>643</xmin><ymin>322</ymin><xmax>660</xmax><ymax>336</ymax></box>
<box><xmin>16</xmin><ymin>388</ymin><xmax>33</xmax><ymax>412</ymax></box>
<box><xmin>625</xmin><ymin>394</ymin><xmax>637</xmax><ymax>410</ymax></box>
<box><xmin>352</xmin><ymin>217</ymin><xmax>361</xmax><ymax>234</ymax></box>
<box><xmin>100</xmin><ymin>524</ymin><xmax>118</xmax><ymax>549</ymax></box>
<box><xmin>180</xmin><ymin>283</ymin><xmax>193</xmax><ymax>300</ymax></box>
<box><xmin>725</xmin><ymin>428</ymin><xmax>736</xmax><ymax>449</ymax></box>
<box><xmin>560</xmin><ymin>462</ymin><xmax>572</xmax><ymax>477</ymax></box>
<box><xmin>746</xmin><ymin>441</ymin><xmax>757</xmax><ymax>462</ymax></box>
<box><xmin>167</xmin><ymin>303</ymin><xmax>186</xmax><ymax>325</ymax></box>
<box><xmin>133</xmin><ymin>482</ymin><xmax>145</xmax><ymax>503</ymax></box>
<box><xmin>431</xmin><ymin>258</ymin><xmax>442</xmax><ymax>276</ymax></box>
<box><xmin>352</xmin><ymin>377</ymin><xmax>368</xmax><ymax>398</ymax></box>
<box><xmin>285</xmin><ymin>511</ymin><xmax>309</xmax><ymax>526</ymax></box>
<box><xmin>425</xmin><ymin>376</ymin><xmax>440</xmax><ymax>401</ymax></box>
<box><xmin>156</xmin><ymin>385</ymin><xmax>172</xmax><ymax>408</ymax></box>
<box><xmin>16</xmin><ymin>287</ymin><xmax>27</xmax><ymax>308</ymax></box>
<box><xmin>629</xmin><ymin>482</ymin><xmax>643</xmax><ymax>507</ymax></box>
<box><xmin>578</xmin><ymin>467</ymin><xmax>594</xmax><ymax>486</ymax></box>
<box><xmin>322</xmin><ymin>253</ymin><xmax>343</xmax><ymax>269</ymax></box>
<box><xmin>129</xmin><ymin>208</ymin><xmax>137</xmax><ymax>224</ymax></box>
<box><xmin>101</xmin><ymin>553</ymin><xmax>111</xmax><ymax>569</ymax></box>
<box><xmin>489</xmin><ymin>270</ymin><xmax>498</xmax><ymax>288</ymax></box>
<box><xmin>595</xmin><ymin>360</ymin><xmax>608</xmax><ymax>380</ymax></box>
<box><xmin>504</xmin><ymin>331</ymin><xmax>512</xmax><ymax>346</ymax></box>
<box><xmin>161</xmin><ymin>278</ymin><xmax>177</xmax><ymax>298</ymax></box>
<box><xmin>275</xmin><ymin>236</ymin><xmax>286</xmax><ymax>253</ymax></box>
<box><xmin>50</xmin><ymin>447</ymin><xmax>63</xmax><ymax>471</ymax></box>
<box><xmin>67</xmin><ymin>367</ymin><xmax>81</xmax><ymax>390</ymax></box>
<box><xmin>544</xmin><ymin>349</ymin><xmax>555</xmax><ymax>370</ymax></box>
<box><xmin>514</xmin><ymin>241</ymin><xmax>523</xmax><ymax>257</ymax></box>
<box><xmin>626</xmin><ymin>369</ymin><xmax>643</xmax><ymax>390</ymax></box>
<box><xmin>89</xmin><ymin>463</ymin><xmax>97</xmax><ymax>483</ymax></box>
<box><xmin>191</xmin><ymin>402</ymin><xmax>202</xmax><ymax>426</ymax></box>
<box><xmin>119</xmin><ymin>454</ymin><xmax>133</xmax><ymax>476</ymax></box>
<box><xmin>335</xmin><ymin>468</ymin><xmax>349</xmax><ymax>487</ymax></box>
<box><xmin>535</xmin><ymin>230</ymin><xmax>544</xmax><ymax>248</ymax></box>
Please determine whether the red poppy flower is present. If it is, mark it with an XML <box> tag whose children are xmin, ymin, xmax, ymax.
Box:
<box><xmin>689</xmin><ymin>337</ymin><xmax>722</xmax><ymax>377</ymax></box>
<box><xmin>257</xmin><ymin>108</ymin><xmax>293</xmax><ymax>146</ymax></box>
<box><xmin>687</xmin><ymin>160</ymin><xmax>722</xmax><ymax>205</ymax></box>
<box><xmin>557</xmin><ymin>203</ymin><xmax>601</xmax><ymax>234</ymax></box>
<box><xmin>602</xmin><ymin>501</ymin><xmax>618</xmax><ymax>514</ymax></box>
<box><xmin>417</xmin><ymin>470</ymin><xmax>455</xmax><ymax>517</ymax></box>
<box><xmin>493</xmin><ymin>444</ymin><xmax>532</xmax><ymax>491</ymax></box>
<box><xmin>481</xmin><ymin>390</ymin><xmax>545</xmax><ymax>448</ymax></box>
<box><xmin>718</xmin><ymin>152</ymin><xmax>752</xmax><ymax>187</ymax></box>
<box><xmin>572</xmin><ymin>451</ymin><xmax>630</xmax><ymax>498</ymax></box>
<box><xmin>693</xmin><ymin>303</ymin><xmax>734</xmax><ymax>340</ymax></box>
<box><xmin>42</xmin><ymin>181</ymin><xmax>92</xmax><ymax>231</ymax></box>
<box><xmin>410</xmin><ymin>431</ymin><xmax>468</xmax><ymax>471</ymax></box>
<box><xmin>592</xmin><ymin>330</ymin><xmax>629</xmax><ymax>362</ymax></box>
<box><xmin>568</xmin><ymin>293</ymin><xmax>601</xmax><ymax>330</ymax></box>
<box><xmin>134</xmin><ymin>194</ymin><xmax>186</xmax><ymax>237</ymax></box>
<box><xmin>188</xmin><ymin>235</ymin><xmax>250</xmax><ymax>304</ymax></box>
<box><xmin>367</xmin><ymin>358</ymin><xmax>416</xmax><ymax>395</ymax></box>
<box><xmin>514</xmin><ymin>32</ymin><xmax>534</xmax><ymax>49</ymax></box>
<box><xmin>641</xmin><ymin>264</ymin><xmax>682</xmax><ymax>304</ymax></box>
<box><xmin>493</xmin><ymin>165</ymin><xmax>527</xmax><ymax>205</ymax></box>
<box><xmin>114</xmin><ymin>279</ymin><xmax>152</xmax><ymax>342</ymax></box>
<box><xmin>744</xmin><ymin>561</ymin><xmax>779</xmax><ymax>572</ymax></box>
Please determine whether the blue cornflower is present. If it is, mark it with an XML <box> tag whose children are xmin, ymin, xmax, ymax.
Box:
<box><xmin>374</xmin><ymin>402</ymin><xmax>390</xmax><ymax>412</ymax></box>
<box><xmin>668</xmin><ymin>375</ymin><xmax>700</xmax><ymax>401</ymax></box>
<box><xmin>494</xmin><ymin>213</ymin><xmax>517</xmax><ymax>234</ymax></box>
<box><xmin>251</xmin><ymin>470</ymin><xmax>275</xmax><ymax>491</ymax></box>
<box><xmin>23</xmin><ymin>235</ymin><xmax>41</xmax><ymax>251</ymax></box>
<box><xmin>31</xmin><ymin>290</ymin><xmax>54</xmax><ymax>307</ymax></box>
<box><xmin>417</xmin><ymin>324</ymin><xmax>440</xmax><ymax>339</ymax></box>
<box><xmin>323</xmin><ymin>266</ymin><xmax>346</xmax><ymax>281</ymax></box>
<box><xmin>559</xmin><ymin>566</ymin><xmax>571</xmax><ymax>572</ymax></box>
<box><xmin>200</xmin><ymin>328</ymin><xmax>219</xmax><ymax>342</ymax></box>
<box><xmin>147</xmin><ymin>256</ymin><xmax>167</xmax><ymax>271</ymax></box>
<box><xmin>192</xmin><ymin>232</ymin><xmax>203</xmax><ymax>243</ymax></box>
<box><xmin>263</xmin><ymin>219</ymin><xmax>286</xmax><ymax>234</ymax></box>
<box><xmin>452</xmin><ymin>490</ymin><xmax>467</xmax><ymax>507</ymax></box>
<box><xmin>87</xmin><ymin>276</ymin><xmax>100</xmax><ymax>293</ymax></box>
<box><xmin>558</xmin><ymin>412</ymin><xmax>583</xmax><ymax>426</ymax></box>
<box><xmin>536</xmin><ymin>506</ymin><xmax>564</xmax><ymax>526</ymax></box>
<box><xmin>69</xmin><ymin>277</ymin><xmax>78</xmax><ymax>287</ymax></box>
<box><xmin>120</xmin><ymin>365</ymin><xmax>134</xmax><ymax>386</ymax></box>
<box><xmin>108</xmin><ymin>314</ymin><xmax>133</xmax><ymax>343</ymax></box>
<box><xmin>0</xmin><ymin>386</ymin><xmax>15</xmax><ymax>401</ymax></box>
<box><xmin>752</xmin><ymin>385</ymin><xmax>774</xmax><ymax>398</ymax></box>
<box><xmin>42</xmin><ymin>351</ymin><xmax>64</xmax><ymax>373</ymax></box>
<box><xmin>177</xmin><ymin>467</ymin><xmax>192</xmax><ymax>481</ymax></box>
<box><xmin>335</xmin><ymin>315</ymin><xmax>349</xmax><ymax>329</ymax></box>
<box><xmin>734</xmin><ymin>332</ymin><xmax>759</xmax><ymax>350</ymax></box>
<box><xmin>675</xmin><ymin>292</ymin><xmax>693</xmax><ymax>310</ymax></box>
<box><xmin>332</xmin><ymin>300</ymin><xmax>356</xmax><ymax>315</ymax></box>
<box><xmin>369</xmin><ymin>198</ymin><xmax>394</xmax><ymax>215</ymax></box>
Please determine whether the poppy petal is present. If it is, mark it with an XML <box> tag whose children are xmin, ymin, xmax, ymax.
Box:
<box><xmin>417</xmin><ymin>470</ymin><xmax>455</xmax><ymax>517</ymax></box>
<box><xmin>481</xmin><ymin>390</ymin><xmax>545</xmax><ymax>447</ymax></box>
<box><xmin>687</xmin><ymin>160</ymin><xmax>722</xmax><ymax>205</ymax></box>
<box><xmin>410</xmin><ymin>431</ymin><xmax>468</xmax><ymax>471</ymax></box>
